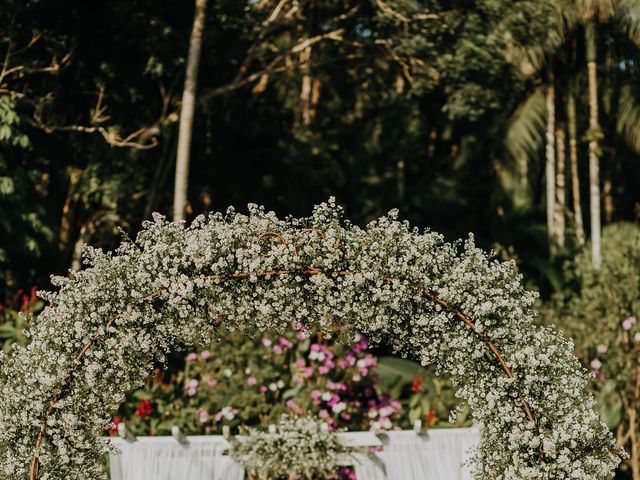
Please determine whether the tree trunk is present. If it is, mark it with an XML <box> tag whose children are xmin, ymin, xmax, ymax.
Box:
<box><xmin>586</xmin><ymin>19</ymin><xmax>601</xmax><ymax>268</ymax></box>
<box><xmin>567</xmin><ymin>92</ymin><xmax>585</xmax><ymax>245</ymax></box>
<box><xmin>173</xmin><ymin>0</ymin><xmax>208</xmax><ymax>221</ymax></box>
<box><xmin>545</xmin><ymin>73</ymin><xmax>556</xmax><ymax>255</ymax></box>
<box><xmin>554</xmin><ymin>125</ymin><xmax>566</xmax><ymax>249</ymax></box>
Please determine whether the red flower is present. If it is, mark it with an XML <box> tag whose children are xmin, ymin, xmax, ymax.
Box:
<box><xmin>411</xmin><ymin>374</ymin><xmax>422</xmax><ymax>392</ymax></box>
<box><xmin>425</xmin><ymin>409</ymin><xmax>438</xmax><ymax>427</ymax></box>
<box><xmin>135</xmin><ymin>399</ymin><xmax>152</xmax><ymax>417</ymax></box>
<box><xmin>108</xmin><ymin>416</ymin><xmax>121</xmax><ymax>436</ymax></box>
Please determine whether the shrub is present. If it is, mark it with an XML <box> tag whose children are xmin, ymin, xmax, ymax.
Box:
<box><xmin>545</xmin><ymin>223</ymin><xmax>640</xmax><ymax>478</ymax></box>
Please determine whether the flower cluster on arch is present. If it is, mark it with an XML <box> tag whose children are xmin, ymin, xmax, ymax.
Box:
<box><xmin>0</xmin><ymin>198</ymin><xmax>622</xmax><ymax>479</ymax></box>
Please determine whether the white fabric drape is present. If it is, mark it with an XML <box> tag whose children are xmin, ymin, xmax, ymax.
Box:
<box><xmin>354</xmin><ymin>428</ymin><xmax>479</xmax><ymax>480</ymax></box>
<box><xmin>108</xmin><ymin>437</ymin><xmax>244</xmax><ymax>480</ymax></box>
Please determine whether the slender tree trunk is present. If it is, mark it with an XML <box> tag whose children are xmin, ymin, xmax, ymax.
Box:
<box><xmin>554</xmin><ymin>125</ymin><xmax>566</xmax><ymax>249</ymax></box>
<box><xmin>545</xmin><ymin>72</ymin><xmax>557</xmax><ymax>255</ymax></box>
<box><xmin>173</xmin><ymin>0</ymin><xmax>208</xmax><ymax>221</ymax></box>
<box><xmin>567</xmin><ymin>93</ymin><xmax>586</xmax><ymax>245</ymax></box>
<box><xmin>586</xmin><ymin>19</ymin><xmax>601</xmax><ymax>268</ymax></box>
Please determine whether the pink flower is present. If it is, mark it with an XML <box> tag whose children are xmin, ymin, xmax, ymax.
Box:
<box><xmin>327</xmin><ymin>394</ymin><xmax>340</xmax><ymax>407</ymax></box>
<box><xmin>200</xmin><ymin>350</ymin><xmax>211</xmax><ymax>360</ymax></box>
<box><xmin>590</xmin><ymin>358</ymin><xmax>602</xmax><ymax>370</ymax></box>
<box><xmin>318</xmin><ymin>366</ymin><xmax>330</xmax><ymax>375</ymax></box>
<box><xmin>259</xmin><ymin>386</ymin><xmax>268</xmax><ymax>393</ymax></box>
<box><xmin>310</xmin><ymin>344</ymin><xmax>321</xmax><ymax>352</ymax></box>
<box><xmin>303</xmin><ymin>367</ymin><xmax>314</xmax><ymax>378</ymax></box>
<box><xmin>207</xmin><ymin>378</ymin><xmax>217</xmax><ymax>388</ymax></box>
<box><xmin>186</xmin><ymin>379</ymin><xmax>198</xmax><ymax>389</ymax></box>
<box><xmin>272</xmin><ymin>345</ymin><xmax>283</xmax><ymax>355</ymax></box>
<box><xmin>623</xmin><ymin>316</ymin><xmax>637</xmax><ymax>331</ymax></box>
<box><xmin>311</xmin><ymin>389</ymin><xmax>322</xmax><ymax>400</ymax></box>
<box><xmin>318</xmin><ymin>409</ymin><xmax>329</xmax><ymax>419</ymax></box>
<box><xmin>279</xmin><ymin>337</ymin><xmax>293</xmax><ymax>349</ymax></box>
<box><xmin>186</xmin><ymin>387</ymin><xmax>197</xmax><ymax>397</ymax></box>
<box><xmin>596</xmin><ymin>344</ymin><xmax>608</xmax><ymax>354</ymax></box>
<box><xmin>286</xmin><ymin>400</ymin><xmax>304</xmax><ymax>415</ymax></box>
<box><xmin>260</xmin><ymin>338</ymin><xmax>272</xmax><ymax>347</ymax></box>
<box><xmin>294</xmin><ymin>358</ymin><xmax>306</xmax><ymax>368</ymax></box>
<box><xmin>593</xmin><ymin>370</ymin><xmax>605</xmax><ymax>380</ymax></box>
<box><xmin>186</xmin><ymin>353</ymin><xmax>197</xmax><ymax>362</ymax></box>
<box><xmin>296</xmin><ymin>332</ymin><xmax>307</xmax><ymax>340</ymax></box>
<box><xmin>247</xmin><ymin>377</ymin><xmax>257</xmax><ymax>386</ymax></box>
<box><xmin>359</xmin><ymin>368</ymin><xmax>368</xmax><ymax>377</ymax></box>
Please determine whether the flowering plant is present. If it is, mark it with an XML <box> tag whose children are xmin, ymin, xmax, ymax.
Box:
<box><xmin>114</xmin><ymin>327</ymin><xmax>402</xmax><ymax>437</ymax></box>
<box><xmin>545</xmin><ymin>223</ymin><xmax>640</xmax><ymax>478</ymax></box>
<box><xmin>0</xmin><ymin>287</ymin><xmax>42</xmax><ymax>353</ymax></box>
<box><xmin>230</xmin><ymin>414</ymin><xmax>350</xmax><ymax>480</ymax></box>
<box><xmin>0</xmin><ymin>199</ymin><xmax>622</xmax><ymax>479</ymax></box>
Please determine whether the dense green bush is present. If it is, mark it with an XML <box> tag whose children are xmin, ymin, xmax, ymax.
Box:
<box><xmin>546</xmin><ymin>223</ymin><xmax>640</xmax><ymax>479</ymax></box>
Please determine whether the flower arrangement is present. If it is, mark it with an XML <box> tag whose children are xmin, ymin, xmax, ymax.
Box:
<box><xmin>0</xmin><ymin>199</ymin><xmax>622</xmax><ymax>479</ymax></box>
<box><xmin>230</xmin><ymin>415</ymin><xmax>350</xmax><ymax>480</ymax></box>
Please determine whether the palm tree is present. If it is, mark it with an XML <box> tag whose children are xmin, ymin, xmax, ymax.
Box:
<box><xmin>173</xmin><ymin>0</ymin><xmax>208</xmax><ymax>221</ymax></box>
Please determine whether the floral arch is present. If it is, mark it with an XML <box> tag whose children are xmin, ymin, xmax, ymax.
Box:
<box><xmin>0</xmin><ymin>199</ymin><xmax>621</xmax><ymax>480</ymax></box>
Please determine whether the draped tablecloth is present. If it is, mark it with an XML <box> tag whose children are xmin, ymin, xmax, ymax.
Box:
<box><xmin>108</xmin><ymin>436</ymin><xmax>244</xmax><ymax>480</ymax></box>
<box><xmin>108</xmin><ymin>427</ymin><xmax>478</xmax><ymax>480</ymax></box>
<box><xmin>354</xmin><ymin>428</ymin><xmax>480</xmax><ymax>480</ymax></box>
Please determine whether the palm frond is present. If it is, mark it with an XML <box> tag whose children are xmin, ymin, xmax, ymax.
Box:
<box><xmin>576</xmin><ymin>0</ymin><xmax>617</xmax><ymax>21</ymax></box>
<box><xmin>506</xmin><ymin>87</ymin><xmax>547</xmax><ymax>163</ymax></box>
<box><xmin>618</xmin><ymin>0</ymin><xmax>640</xmax><ymax>47</ymax></box>
<box><xmin>617</xmin><ymin>85</ymin><xmax>640</xmax><ymax>152</ymax></box>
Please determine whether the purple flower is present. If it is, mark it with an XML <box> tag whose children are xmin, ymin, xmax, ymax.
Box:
<box><xmin>623</xmin><ymin>316</ymin><xmax>637</xmax><ymax>331</ymax></box>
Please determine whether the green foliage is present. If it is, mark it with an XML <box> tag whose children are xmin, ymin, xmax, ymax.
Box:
<box><xmin>376</xmin><ymin>356</ymin><xmax>471</xmax><ymax>428</ymax></box>
<box><xmin>0</xmin><ymin>287</ymin><xmax>43</xmax><ymax>353</ymax></box>
<box><xmin>544</xmin><ymin>222</ymin><xmax>640</xmax><ymax>475</ymax></box>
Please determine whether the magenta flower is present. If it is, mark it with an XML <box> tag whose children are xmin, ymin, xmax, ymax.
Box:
<box><xmin>279</xmin><ymin>336</ymin><xmax>293</xmax><ymax>349</ymax></box>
